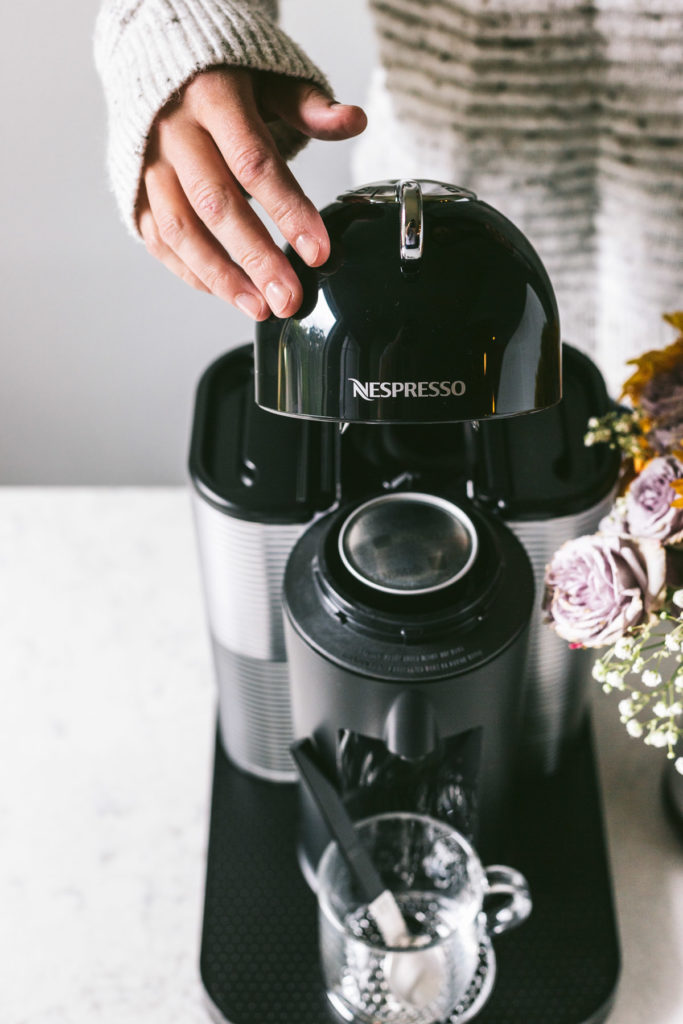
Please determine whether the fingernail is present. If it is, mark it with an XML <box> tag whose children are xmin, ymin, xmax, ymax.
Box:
<box><xmin>266</xmin><ymin>281</ymin><xmax>293</xmax><ymax>315</ymax></box>
<box><xmin>235</xmin><ymin>292</ymin><xmax>264</xmax><ymax>320</ymax></box>
<box><xmin>296</xmin><ymin>233</ymin><xmax>321</xmax><ymax>265</ymax></box>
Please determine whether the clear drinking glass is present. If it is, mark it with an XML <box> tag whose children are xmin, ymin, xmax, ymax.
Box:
<box><xmin>317</xmin><ymin>812</ymin><xmax>531</xmax><ymax>1024</ymax></box>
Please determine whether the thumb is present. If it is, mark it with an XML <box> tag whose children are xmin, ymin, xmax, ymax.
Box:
<box><xmin>263</xmin><ymin>77</ymin><xmax>367</xmax><ymax>141</ymax></box>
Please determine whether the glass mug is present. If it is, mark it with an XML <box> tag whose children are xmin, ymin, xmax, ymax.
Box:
<box><xmin>317</xmin><ymin>813</ymin><xmax>532</xmax><ymax>1024</ymax></box>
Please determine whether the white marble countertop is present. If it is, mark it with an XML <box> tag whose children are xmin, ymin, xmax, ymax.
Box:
<box><xmin>0</xmin><ymin>488</ymin><xmax>681</xmax><ymax>1024</ymax></box>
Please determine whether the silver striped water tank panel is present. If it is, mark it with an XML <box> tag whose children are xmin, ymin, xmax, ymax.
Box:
<box><xmin>192</xmin><ymin>493</ymin><xmax>309</xmax><ymax>660</ymax></box>
<box><xmin>212</xmin><ymin>641</ymin><xmax>297</xmax><ymax>782</ymax></box>
<box><xmin>192</xmin><ymin>493</ymin><xmax>312</xmax><ymax>781</ymax></box>
<box><xmin>508</xmin><ymin>489</ymin><xmax>616</xmax><ymax>773</ymax></box>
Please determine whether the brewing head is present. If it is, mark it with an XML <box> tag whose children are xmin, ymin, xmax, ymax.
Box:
<box><xmin>254</xmin><ymin>179</ymin><xmax>561</xmax><ymax>424</ymax></box>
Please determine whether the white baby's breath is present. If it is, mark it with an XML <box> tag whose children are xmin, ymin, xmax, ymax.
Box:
<box><xmin>592</xmin><ymin>661</ymin><xmax>608</xmax><ymax>682</ymax></box>
<box><xmin>614</xmin><ymin>636</ymin><xmax>635</xmax><ymax>659</ymax></box>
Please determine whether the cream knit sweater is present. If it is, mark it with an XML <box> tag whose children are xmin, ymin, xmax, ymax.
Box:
<box><xmin>94</xmin><ymin>1</ymin><xmax>329</xmax><ymax>239</ymax></box>
<box><xmin>95</xmin><ymin>0</ymin><xmax>683</xmax><ymax>388</ymax></box>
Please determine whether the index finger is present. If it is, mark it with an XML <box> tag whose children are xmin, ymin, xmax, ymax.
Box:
<box><xmin>200</xmin><ymin>79</ymin><xmax>331</xmax><ymax>268</ymax></box>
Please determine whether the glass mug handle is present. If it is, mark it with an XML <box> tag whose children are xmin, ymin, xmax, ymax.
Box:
<box><xmin>482</xmin><ymin>865</ymin><xmax>532</xmax><ymax>936</ymax></box>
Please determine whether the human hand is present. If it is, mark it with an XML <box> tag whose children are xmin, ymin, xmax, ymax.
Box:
<box><xmin>137</xmin><ymin>67</ymin><xmax>367</xmax><ymax>320</ymax></box>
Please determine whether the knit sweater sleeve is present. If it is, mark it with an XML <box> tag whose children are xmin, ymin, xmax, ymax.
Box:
<box><xmin>94</xmin><ymin>0</ymin><xmax>330</xmax><ymax>236</ymax></box>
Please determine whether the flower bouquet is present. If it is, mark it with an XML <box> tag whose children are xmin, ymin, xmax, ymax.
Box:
<box><xmin>544</xmin><ymin>313</ymin><xmax>683</xmax><ymax>771</ymax></box>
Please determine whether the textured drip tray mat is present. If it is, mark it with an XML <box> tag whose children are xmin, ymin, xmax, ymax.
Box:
<box><xmin>200</xmin><ymin>720</ymin><xmax>620</xmax><ymax>1024</ymax></box>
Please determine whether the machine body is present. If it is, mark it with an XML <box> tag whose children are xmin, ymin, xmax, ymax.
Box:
<box><xmin>190</xmin><ymin>344</ymin><xmax>618</xmax><ymax>795</ymax></box>
<box><xmin>192</xmin><ymin>180</ymin><xmax>621</xmax><ymax>1023</ymax></box>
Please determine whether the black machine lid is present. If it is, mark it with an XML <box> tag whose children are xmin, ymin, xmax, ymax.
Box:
<box><xmin>254</xmin><ymin>179</ymin><xmax>561</xmax><ymax>424</ymax></box>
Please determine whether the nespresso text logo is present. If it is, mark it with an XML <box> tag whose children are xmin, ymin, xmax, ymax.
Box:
<box><xmin>349</xmin><ymin>379</ymin><xmax>467</xmax><ymax>400</ymax></box>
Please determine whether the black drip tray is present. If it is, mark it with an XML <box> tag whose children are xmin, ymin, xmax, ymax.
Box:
<box><xmin>200</xmin><ymin>719</ymin><xmax>620</xmax><ymax>1024</ymax></box>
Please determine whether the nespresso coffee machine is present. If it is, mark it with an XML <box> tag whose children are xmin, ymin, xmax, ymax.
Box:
<box><xmin>192</xmin><ymin>181</ymin><xmax>621</xmax><ymax>1024</ymax></box>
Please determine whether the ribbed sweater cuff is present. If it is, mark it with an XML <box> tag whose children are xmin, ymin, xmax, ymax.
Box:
<box><xmin>94</xmin><ymin>0</ymin><xmax>330</xmax><ymax>236</ymax></box>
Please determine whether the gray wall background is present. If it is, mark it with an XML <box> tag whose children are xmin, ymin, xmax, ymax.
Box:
<box><xmin>0</xmin><ymin>1</ymin><xmax>376</xmax><ymax>483</ymax></box>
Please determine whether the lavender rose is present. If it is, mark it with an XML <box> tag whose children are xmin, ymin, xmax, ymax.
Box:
<box><xmin>640</xmin><ymin>364</ymin><xmax>683</xmax><ymax>454</ymax></box>
<box><xmin>544</xmin><ymin>534</ymin><xmax>664</xmax><ymax>648</ymax></box>
<box><xmin>649</xmin><ymin>423</ymin><xmax>683</xmax><ymax>453</ymax></box>
<box><xmin>625</xmin><ymin>455</ymin><xmax>683</xmax><ymax>543</ymax></box>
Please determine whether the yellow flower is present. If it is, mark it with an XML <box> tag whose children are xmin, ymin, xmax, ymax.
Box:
<box><xmin>621</xmin><ymin>311</ymin><xmax>683</xmax><ymax>404</ymax></box>
<box><xmin>663</xmin><ymin>311</ymin><xmax>683</xmax><ymax>333</ymax></box>
<box><xmin>632</xmin><ymin>448</ymin><xmax>653</xmax><ymax>475</ymax></box>
<box><xmin>672</xmin><ymin>478</ymin><xmax>683</xmax><ymax>510</ymax></box>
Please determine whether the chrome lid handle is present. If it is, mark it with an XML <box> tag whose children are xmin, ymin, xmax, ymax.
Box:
<box><xmin>399</xmin><ymin>179</ymin><xmax>423</xmax><ymax>262</ymax></box>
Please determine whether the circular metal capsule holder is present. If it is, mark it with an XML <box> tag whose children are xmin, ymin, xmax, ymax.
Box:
<box><xmin>338</xmin><ymin>493</ymin><xmax>479</xmax><ymax>597</ymax></box>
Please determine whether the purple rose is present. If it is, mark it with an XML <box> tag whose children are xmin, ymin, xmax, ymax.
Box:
<box><xmin>544</xmin><ymin>534</ymin><xmax>664</xmax><ymax>648</ymax></box>
<box><xmin>626</xmin><ymin>456</ymin><xmax>683</xmax><ymax>543</ymax></box>
<box><xmin>641</xmin><ymin>366</ymin><xmax>683</xmax><ymax>454</ymax></box>
<box><xmin>649</xmin><ymin>423</ymin><xmax>683</xmax><ymax>454</ymax></box>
